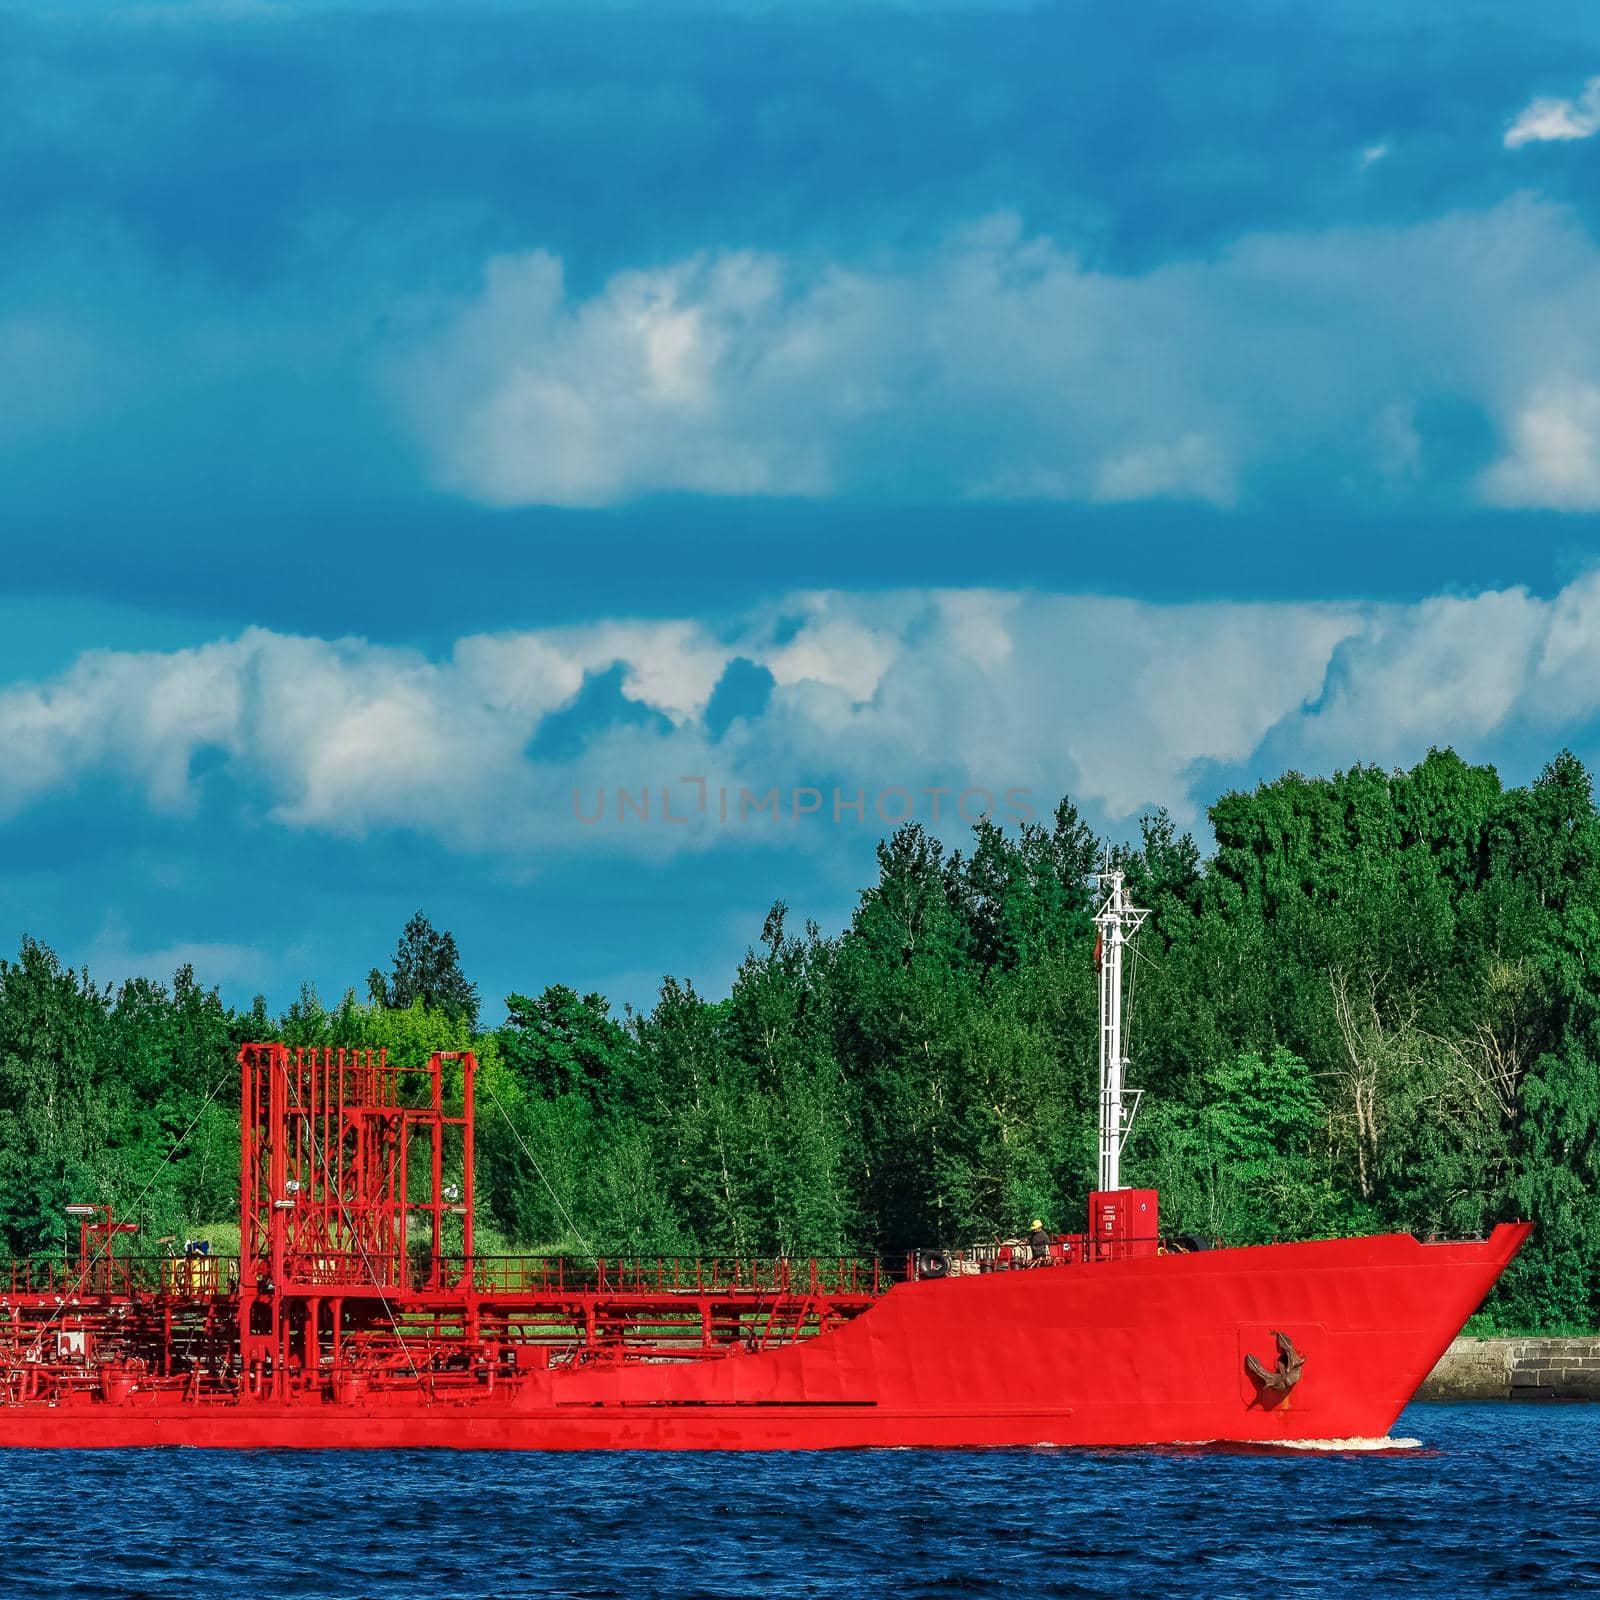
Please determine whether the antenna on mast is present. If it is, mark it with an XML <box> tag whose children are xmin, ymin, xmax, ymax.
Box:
<box><xmin>1093</xmin><ymin>859</ymin><xmax>1149</xmax><ymax>1193</ymax></box>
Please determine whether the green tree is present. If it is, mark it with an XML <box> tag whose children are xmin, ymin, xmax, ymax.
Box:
<box><xmin>500</xmin><ymin>986</ymin><xmax>633</xmax><ymax>1103</ymax></box>
<box><xmin>368</xmin><ymin>911</ymin><xmax>479</xmax><ymax>1027</ymax></box>
<box><xmin>0</xmin><ymin>939</ymin><xmax>114</xmax><ymax>1255</ymax></box>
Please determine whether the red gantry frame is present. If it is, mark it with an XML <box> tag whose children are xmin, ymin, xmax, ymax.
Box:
<box><xmin>233</xmin><ymin>1044</ymin><xmax>889</xmax><ymax>1401</ymax></box>
<box><xmin>3</xmin><ymin>1046</ymin><xmax>895</xmax><ymax>1412</ymax></box>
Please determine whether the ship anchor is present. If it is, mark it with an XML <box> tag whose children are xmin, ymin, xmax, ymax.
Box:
<box><xmin>1245</xmin><ymin>1331</ymin><xmax>1306</xmax><ymax>1394</ymax></box>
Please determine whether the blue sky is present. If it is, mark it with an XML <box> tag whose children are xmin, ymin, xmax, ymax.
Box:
<box><xmin>5</xmin><ymin>0</ymin><xmax>1600</xmax><ymax>1017</ymax></box>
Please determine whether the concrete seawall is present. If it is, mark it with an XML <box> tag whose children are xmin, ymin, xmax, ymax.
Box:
<box><xmin>1419</xmin><ymin>1337</ymin><xmax>1600</xmax><ymax>1400</ymax></box>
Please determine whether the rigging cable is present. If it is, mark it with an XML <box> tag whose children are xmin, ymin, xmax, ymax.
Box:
<box><xmin>477</xmin><ymin>1070</ymin><xmax>597</xmax><ymax>1260</ymax></box>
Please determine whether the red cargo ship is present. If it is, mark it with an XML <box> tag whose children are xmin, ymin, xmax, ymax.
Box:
<box><xmin>0</xmin><ymin>872</ymin><xmax>1527</xmax><ymax>1448</ymax></box>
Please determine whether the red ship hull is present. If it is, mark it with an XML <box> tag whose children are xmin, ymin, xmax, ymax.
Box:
<box><xmin>0</xmin><ymin>1223</ymin><xmax>1527</xmax><ymax>1449</ymax></box>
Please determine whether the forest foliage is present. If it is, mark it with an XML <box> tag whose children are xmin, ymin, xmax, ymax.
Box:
<box><xmin>3</xmin><ymin>747</ymin><xmax>1598</xmax><ymax>1331</ymax></box>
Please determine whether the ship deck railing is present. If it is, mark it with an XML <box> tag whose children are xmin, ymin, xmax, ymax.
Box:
<box><xmin>4</xmin><ymin>1236</ymin><xmax>1212</xmax><ymax>1301</ymax></box>
<box><xmin>1</xmin><ymin>1253</ymin><xmax>888</xmax><ymax>1301</ymax></box>
<box><xmin>917</xmin><ymin>1232</ymin><xmax>1177</xmax><ymax>1277</ymax></box>
<box><xmin>459</xmin><ymin>1254</ymin><xmax>884</xmax><ymax>1297</ymax></box>
<box><xmin>284</xmin><ymin>1254</ymin><xmax>887</xmax><ymax>1298</ymax></box>
<box><xmin>1</xmin><ymin>1255</ymin><xmax>236</xmax><ymax>1298</ymax></box>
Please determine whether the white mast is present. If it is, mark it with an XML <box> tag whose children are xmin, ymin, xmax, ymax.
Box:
<box><xmin>1093</xmin><ymin>865</ymin><xmax>1149</xmax><ymax>1193</ymax></box>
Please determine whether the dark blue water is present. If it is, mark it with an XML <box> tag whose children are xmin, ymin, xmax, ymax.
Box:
<box><xmin>2</xmin><ymin>1403</ymin><xmax>1595</xmax><ymax>1599</ymax></box>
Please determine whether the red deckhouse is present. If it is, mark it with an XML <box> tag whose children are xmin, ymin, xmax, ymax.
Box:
<box><xmin>0</xmin><ymin>872</ymin><xmax>1528</xmax><ymax>1449</ymax></box>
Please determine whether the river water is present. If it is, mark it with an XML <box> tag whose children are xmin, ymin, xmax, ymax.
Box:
<box><xmin>2</xmin><ymin>1402</ymin><xmax>1594</xmax><ymax>1598</ymax></box>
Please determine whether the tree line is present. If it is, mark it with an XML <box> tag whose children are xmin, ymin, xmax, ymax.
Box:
<box><xmin>2</xmin><ymin>748</ymin><xmax>1597</xmax><ymax>1331</ymax></box>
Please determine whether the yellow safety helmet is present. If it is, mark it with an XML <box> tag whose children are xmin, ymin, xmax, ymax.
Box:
<box><xmin>1030</xmin><ymin>1219</ymin><xmax>1044</xmax><ymax>1231</ymax></box>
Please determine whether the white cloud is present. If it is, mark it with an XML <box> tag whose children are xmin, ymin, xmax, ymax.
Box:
<box><xmin>1479</xmin><ymin>380</ymin><xmax>1600</xmax><ymax>510</ymax></box>
<box><xmin>0</xmin><ymin>639</ymin><xmax>244</xmax><ymax>818</ymax></box>
<box><xmin>1505</xmin><ymin>78</ymin><xmax>1600</xmax><ymax>148</ymax></box>
<box><xmin>15</xmin><ymin>196</ymin><xmax>1600</xmax><ymax>518</ymax></box>
<box><xmin>1280</xmin><ymin>590</ymin><xmax>1548</xmax><ymax>765</ymax></box>
<box><xmin>398</xmin><ymin>198</ymin><xmax>1600</xmax><ymax>515</ymax></box>
<box><xmin>1092</xmin><ymin>434</ymin><xmax>1234</xmax><ymax>507</ymax></box>
<box><xmin>399</xmin><ymin>250</ymin><xmax>834</xmax><ymax>507</ymax></box>
<box><xmin>6</xmin><ymin>579</ymin><xmax>1600</xmax><ymax>860</ymax></box>
<box><xmin>764</xmin><ymin>611</ymin><xmax>898</xmax><ymax>703</ymax></box>
<box><xmin>85</xmin><ymin>913</ymin><xmax>265</xmax><ymax>992</ymax></box>
<box><xmin>581</xmin><ymin>622</ymin><xmax>729</xmax><ymax>724</ymax></box>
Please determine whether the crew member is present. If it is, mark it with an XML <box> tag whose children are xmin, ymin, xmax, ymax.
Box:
<box><xmin>1028</xmin><ymin>1219</ymin><xmax>1051</xmax><ymax>1263</ymax></box>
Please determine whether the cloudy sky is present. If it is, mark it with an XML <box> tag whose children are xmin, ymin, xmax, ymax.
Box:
<box><xmin>5</xmin><ymin>0</ymin><xmax>1600</xmax><ymax>1014</ymax></box>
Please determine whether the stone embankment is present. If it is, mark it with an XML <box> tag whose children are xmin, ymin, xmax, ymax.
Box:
<box><xmin>1419</xmin><ymin>1337</ymin><xmax>1600</xmax><ymax>1400</ymax></box>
